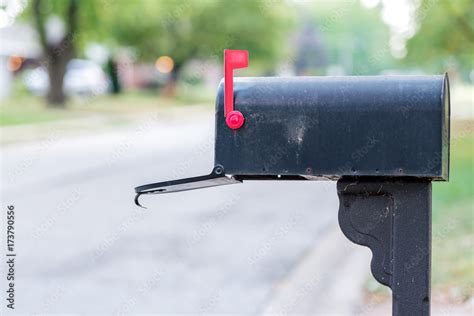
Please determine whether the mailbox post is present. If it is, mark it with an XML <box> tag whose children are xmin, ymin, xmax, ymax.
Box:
<box><xmin>134</xmin><ymin>50</ymin><xmax>450</xmax><ymax>316</ymax></box>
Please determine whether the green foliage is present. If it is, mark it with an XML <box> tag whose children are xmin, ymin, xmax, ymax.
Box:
<box><xmin>101</xmin><ymin>0</ymin><xmax>292</xmax><ymax>69</ymax></box>
<box><xmin>22</xmin><ymin>0</ymin><xmax>395</xmax><ymax>77</ymax></box>
<box><xmin>23</xmin><ymin>0</ymin><xmax>291</xmax><ymax>69</ymax></box>
<box><xmin>307</xmin><ymin>0</ymin><xmax>395</xmax><ymax>75</ymax></box>
<box><xmin>23</xmin><ymin>0</ymin><xmax>100</xmax><ymax>49</ymax></box>
<box><xmin>405</xmin><ymin>0</ymin><xmax>474</xmax><ymax>77</ymax></box>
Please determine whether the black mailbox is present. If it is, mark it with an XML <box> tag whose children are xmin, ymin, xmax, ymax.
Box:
<box><xmin>134</xmin><ymin>50</ymin><xmax>450</xmax><ymax>316</ymax></box>
<box><xmin>215</xmin><ymin>75</ymin><xmax>449</xmax><ymax>180</ymax></box>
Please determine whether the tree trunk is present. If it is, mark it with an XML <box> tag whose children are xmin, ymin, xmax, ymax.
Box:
<box><xmin>107</xmin><ymin>58</ymin><xmax>121</xmax><ymax>94</ymax></box>
<box><xmin>33</xmin><ymin>0</ymin><xmax>78</xmax><ymax>108</ymax></box>
<box><xmin>162</xmin><ymin>64</ymin><xmax>182</xmax><ymax>97</ymax></box>
<box><xmin>46</xmin><ymin>49</ymin><xmax>69</xmax><ymax>107</ymax></box>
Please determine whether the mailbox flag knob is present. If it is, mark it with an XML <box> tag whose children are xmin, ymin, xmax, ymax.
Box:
<box><xmin>224</xmin><ymin>49</ymin><xmax>248</xmax><ymax>129</ymax></box>
<box><xmin>226</xmin><ymin>110</ymin><xmax>245</xmax><ymax>129</ymax></box>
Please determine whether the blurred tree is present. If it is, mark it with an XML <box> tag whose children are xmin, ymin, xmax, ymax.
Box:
<box><xmin>26</xmin><ymin>0</ymin><xmax>290</xmax><ymax>103</ymax></box>
<box><xmin>294</xmin><ymin>20</ymin><xmax>328</xmax><ymax>75</ymax></box>
<box><xmin>30</xmin><ymin>0</ymin><xmax>99</xmax><ymax>107</ymax></box>
<box><xmin>103</xmin><ymin>0</ymin><xmax>291</xmax><ymax>95</ymax></box>
<box><xmin>32</xmin><ymin>0</ymin><xmax>76</xmax><ymax>106</ymax></box>
<box><xmin>405</xmin><ymin>0</ymin><xmax>474</xmax><ymax>79</ymax></box>
<box><xmin>305</xmin><ymin>0</ymin><xmax>395</xmax><ymax>75</ymax></box>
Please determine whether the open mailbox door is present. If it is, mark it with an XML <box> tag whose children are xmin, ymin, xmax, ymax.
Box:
<box><xmin>134</xmin><ymin>165</ymin><xmax>240</xmax><ymax>206</ymax></box>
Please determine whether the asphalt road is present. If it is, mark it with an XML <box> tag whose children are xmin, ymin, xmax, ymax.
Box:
<box><xmin>0</xmin><ymin>107</ymin><xmax>365</xmax><ymax>314</ymax></box>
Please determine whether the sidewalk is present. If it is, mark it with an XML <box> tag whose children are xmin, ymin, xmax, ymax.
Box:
<box><xmin>261</xmin><ymin>227</ymin><xmax>372</xmax><ymax>315</ymax></box>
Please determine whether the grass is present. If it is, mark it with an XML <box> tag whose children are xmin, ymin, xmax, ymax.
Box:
<box><xmin>0</xmin><ymin>97</ymin><xmax>72</xmax><ymax>126</ymax></box>
<box><xmin>0</xmin><ymin>91</ymin><xmax>208</xmax><ymax>127</ymax></box>
<box><xmin>431</xmin><ymin>130</ymin><xmax>473</xmax><ymax>300</ymax></box>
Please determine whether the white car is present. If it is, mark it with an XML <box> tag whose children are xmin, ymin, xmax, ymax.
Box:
<box><xmin>23</xmin><ymin>59</ymin><xmax>110</xmax><ymax>97</ymax></box>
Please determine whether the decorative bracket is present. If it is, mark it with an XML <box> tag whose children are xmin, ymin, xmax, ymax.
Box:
<box><xmin>337</xmin><ymin>177</ymin><xmax>432</xmax><ymax>316</ymax></box>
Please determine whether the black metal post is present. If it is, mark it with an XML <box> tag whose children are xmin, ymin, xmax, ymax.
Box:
<box><xmin>337</xmin><ymin>178</ymin><xmax>431</xmax><ymax>316</ymax></box>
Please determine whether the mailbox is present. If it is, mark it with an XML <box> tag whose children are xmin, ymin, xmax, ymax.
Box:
<box><xmin>134</xmin><ymin>50</ymin><xmax>450</xmax><ymax>316</ymax></box>
<box><xmin>215</xmin><ymin>75</ymin><xmax>449</xmax><ymax>179</ymax></box>
<box><xmin>135</xmin><ymin>50</ymin><xmax>449</xmax><ymax>198</ymax></box>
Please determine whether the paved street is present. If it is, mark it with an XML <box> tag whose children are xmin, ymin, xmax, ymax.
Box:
<box><xmin>0</xmin><ymin>107</ymin><xmax>369</xmax><ymax>314</ymax></box>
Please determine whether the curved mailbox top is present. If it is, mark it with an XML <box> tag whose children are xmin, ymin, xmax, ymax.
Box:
<box><xmin>215</xmin><ymin>75</ymin><xmax>450</xmax><ymax>180</ymax></box>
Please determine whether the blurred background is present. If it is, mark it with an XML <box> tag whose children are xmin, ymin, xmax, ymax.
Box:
<box><xmin>0</xmin><ymin>0</ymin><xmax>472</xmax><ymax>314</ymax></box>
